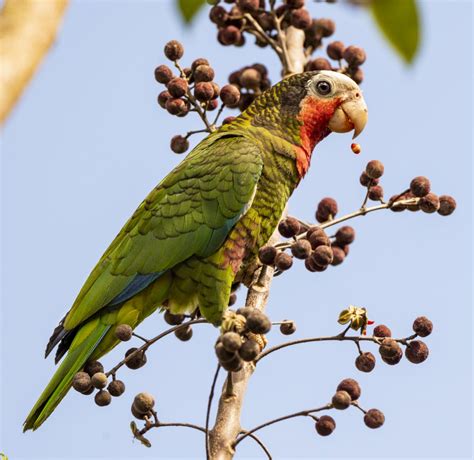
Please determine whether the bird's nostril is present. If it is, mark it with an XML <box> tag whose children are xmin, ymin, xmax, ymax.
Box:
<box><xmin>355</xmin><ymin>92</ymin><xmax>360</xmax><ymax>98</ymax></box>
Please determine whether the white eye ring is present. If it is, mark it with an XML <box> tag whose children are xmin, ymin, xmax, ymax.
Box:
<box><xmin>316</xmin><ymin>80</ymin><xmax>332</xmax><ymax>96</ymax></box>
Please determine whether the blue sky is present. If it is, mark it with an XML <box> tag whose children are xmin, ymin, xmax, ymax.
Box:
<box><xmin>1</xmin><ymin>1</ymin><xmax>472</xmax><ymax>459</ymax></box>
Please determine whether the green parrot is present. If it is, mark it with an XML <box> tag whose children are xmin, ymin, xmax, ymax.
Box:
<box><xmin>24</xmin><ymin>70</ymin><xmax>367</xmax><ymax>431</ymax></box>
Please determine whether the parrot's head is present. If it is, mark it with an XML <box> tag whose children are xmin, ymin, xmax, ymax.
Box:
<box><xmin>245</xmin><ymin>70</ymin><xmax>368</xmax><ymax>176</ymax></box>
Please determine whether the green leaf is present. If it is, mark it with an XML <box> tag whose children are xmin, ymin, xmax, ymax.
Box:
<box><xmin>177</xmin><ymin>0</ymin><xmax>206</xmax><ymax>23</ymax></box>
<box><xmin>370</xmin><ymin>0</ymin><xmax>420</xmax><ymax>64</ymax></box>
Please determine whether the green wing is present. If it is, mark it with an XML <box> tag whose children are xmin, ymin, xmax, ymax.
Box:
<box><xmin>64</xmin><ymin>133</ymin><xmax>263</xmax><ymax>330</ymax></box>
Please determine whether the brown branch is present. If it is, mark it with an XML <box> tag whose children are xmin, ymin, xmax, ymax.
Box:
<box><xmin>0</xmin><ymin>0</ymin><xmax>69</xmax><ymax>124</ymax></box>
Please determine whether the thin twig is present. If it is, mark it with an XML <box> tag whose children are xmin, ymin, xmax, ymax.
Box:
<box><xmin>206</xmin><ymin>365</ymin><xmax>221</xmax><ymax>460</ymax></box>
<box><xmin>256</xmin><ymin>332</ymin><xmax>417</xmax><ymax>363</ymax></box>
<box><xmin>234</xmin><ymin>405</ymin><xmax>331</xmax><ymax>447</ymax></box>
<box><xmin>239</xmin><ymin>431</ymin><xmax>273</xmax><ymax>459</ymax></box>
<box><xmin>106</xmin><ymin>318</ymin><xmax>208</xmax><ymax>377</ymax></box>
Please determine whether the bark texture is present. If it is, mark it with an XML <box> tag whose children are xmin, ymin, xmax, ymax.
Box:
<box><xmin>208</xmin><ymin>26</ymin><xmax>306</xmax><ymax>460</ymax></box>
<box><xmin>0</xmin><ymin>0</ymin><xmax>68</xmax><ymax>124</ymax></box>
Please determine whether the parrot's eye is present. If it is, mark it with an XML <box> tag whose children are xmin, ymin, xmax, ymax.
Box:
<box><xmin>316</xmin><ymin>80</ymin><xmax>332</xmax><ymax>96</ymax></box>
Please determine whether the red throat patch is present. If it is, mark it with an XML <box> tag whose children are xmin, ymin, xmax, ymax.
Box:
<box><xmin>295</xmin><ymin>95</ymin><xmax>341</xmax><ymax>177</ymax></box>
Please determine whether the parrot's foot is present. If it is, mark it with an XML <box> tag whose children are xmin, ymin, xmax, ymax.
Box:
<box><xmin>220</xmin><ymin>310</ymin><xmax>247</xmax><ymax>334</ymax></box>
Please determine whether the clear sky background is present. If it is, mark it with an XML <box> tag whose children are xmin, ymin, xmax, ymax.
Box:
<box><xmin>1</xmin><ymin>1</ymin><xmax>472</xmax><ymax>459</ymax></box>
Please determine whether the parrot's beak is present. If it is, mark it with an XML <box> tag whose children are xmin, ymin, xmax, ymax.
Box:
<box><xmin>328</xmin><ymin>91</ymin><xmax>368</xmax><ymax>139</ymax></box>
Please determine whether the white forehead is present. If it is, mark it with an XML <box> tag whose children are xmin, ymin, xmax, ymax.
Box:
<box><xmin>309</xmin><ymin>70</ymin><xmax>360</xmax><ymax>92</ymax></box>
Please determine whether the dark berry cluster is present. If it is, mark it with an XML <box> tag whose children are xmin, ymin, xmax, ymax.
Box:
<box><xmin>227</xmin><ymin>64</ymin><xmax>271</xmax><ymax>111</ymax></box>
<box><xmin>359</xmin><ymin>159</ymin><xmax>385</xmax><ymax>202</ymax></box>
<box><xmin>215</xmin><ymin>308</ymin><xmax>272</xmax><ymax>371</ymax></box>
<box><xmin>388</xmin><ymin>175</ymin><xmax>456</xmax><ymax>216</ymax></box>
<box><xmin>258</xmin><ymin>213</ymin><xmax>355</xmax><ymax>274</ymax></box>
<box><xmin>352</xmin><ymin>316</ymin><xmax>433</xmax><ymax>372</ymax></box>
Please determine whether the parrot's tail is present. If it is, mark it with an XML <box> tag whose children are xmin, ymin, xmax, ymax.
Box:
<box><xmin>23</xmin><ymin>320</ymin><xmax>110</xmax><ymax>431</ymax></box>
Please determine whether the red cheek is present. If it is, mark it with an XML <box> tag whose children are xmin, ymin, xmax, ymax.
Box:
<box><xmin>294</xmin><ymin>96</ymin><xmax>341</xmax><ymax>177</ymax></box>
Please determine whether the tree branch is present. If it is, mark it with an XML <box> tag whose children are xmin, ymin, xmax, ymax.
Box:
<box><xmin>0</xmin><ymin>0</ymin><xmax>69</xmax><ymax>124</ymax></box>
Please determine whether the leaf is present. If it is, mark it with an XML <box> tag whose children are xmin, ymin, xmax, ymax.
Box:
<box><xmin>370</xmin><ymin>0</ymin><xmax>420</xmax><ymax>64</ymax></box>
<box><xmin>177</xmin><ymin>0</ymin><xmax>206</xmax><ymax>23</ymax></box>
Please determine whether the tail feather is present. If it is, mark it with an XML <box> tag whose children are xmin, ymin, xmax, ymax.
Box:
<box><xmin>24</xmin><ymin>321</ymin><xmax>110</xmax><ymax>431</ymax></box>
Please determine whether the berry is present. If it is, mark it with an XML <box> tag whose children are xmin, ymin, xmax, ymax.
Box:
<box><xmin>332</xmin><ymin>390</ymin><xmax>352</xmax><ymax>410</ymax></box>
<box><xmin>311</xmin><ymin>245</ymin><xmax>333</xmax><ymax>266</ymax></box>
<box><xmin>154</xmin><ymin>65</ymin><xmax>173</xmax><ymax>84</ymax></box>
<box><xmin>381</xmin><ymin>348</ymin><xmax>403</xmax><ymax>365</ymax></box>
<box><xmin>221</xmin><ymin>355</ymin><xmax>244</xmax><ymax>372</ymax></box>
<box><xmin>239</xmin><ymin>68</ymin><xmax>261</xmax><ymax>89</ymax></box>
<box><xmin>308</xmin><ymin>227</ymin><xmax>330</xmax><ymax>249</ymax></box>
<box><xmin>419</xmin><ymin>193</ymin><xmax>440</xmax><ymax>213</ymax></box>
<box><xmin>285</xmin><ymin>0</ymin><xmax>305</xmax><ymax>8</ymax></box>
<box><xmin>239</xmin><ymin>93</ymin><xmax>255</xmax><ymax>111</ymax></box>
<box><xmin>72</xmin><ymin>372</ymin><xmax>91</xmax><ymax>393</ymax></box>
<box><xmin>164</xmin><ymin>310</ymin><xmax>185</xmax><ymax>325</ymax></box>
<box><xmin>350</xmin><ymin>68</ymin><xmax>364</xmax><ymax>84</ymax></box>
<box><xmin>351</xmin><ymin>142</ymin><xmax>361</xmax><ymax>154</ymax></box>
<box><xmin>330</xmin><ymin>246</ymin><xmax>346</xmax><ymax>265</ymax></box>
<box><xmin>437</xmin><ymin>195</ymin><xmax>456</xmax><ymax>216</ymax></box>
<box><xmin>164</xmin><ymin>40</ymin><xmax>184</xmax><ymax>61</ymax></box>
<box><xmin>290</xmin><ymin>8</ymin><xmax>312</xmax><ymax>29</ymax></box>
<box><xmin>410</xmin><ymin>176</ymin><xmax>431</xmax><ymax>197</ymax></box>
<box><xmin>258</xmin><ymin>245</ymin><xmax>277</xmax><ymax>265</ymax></box>
<box><xmin>108</xmin><ymin>380</ymin><xmax>126</xmax><ymax>397</ymax></box>
<box><xmin>316</xmin><ymin>197</ymin><xmax>338</xmax><ymax>222</ymax></box>
<box><xmin>81</xmin><ymin>386</ymin><xmax>94</xmax><ymax>396</ymax></box>
<box><xmin>218</xmin><ymin>26</ymin><xmax>242</xmax><ymax>46</ymax></box>
<box><xmin>278</xmin><ymin>217</ymin><xmax>301</xmax><ymax>238</ymax></box>
<box><xmin>134</xmin><ymin>392</ymin><xmax>155</xmax><ymax>413</ymax></box>
<box><xmin>251</xmin><ymin>63</ymin><xmax>268</xmax><ymax>77</ymax></box>
<box><xmin>412</xmin><ymin>316</ymin><xmax>433</xmax><ymax>337</ymax></box>
<box><xmin>157</xmin><ymin>90</ymin><xmax>171</xmax><ymax>108</ymax></box>
<box><xmin>280</xmin><ymin>320</ymin><xmax>296</xmax><ymax>335</ymax></box>
<box><xmin>335</xmin><ymin>226</ymin><xmax>355</xmax><ymax>245</ymax></box>
<box><xmin>239</xmin><ymin>339</ymin><xmax>260</xmax><ymax>361</ymax></box>
<box><xmin>257</xmin><ymin>11</ymin><xmax>274</xmax><ymax>31</ymax></box>
<box><xmin>365</xmin><ymin>160</ymin><xmax>384</xmax><ymax>179</ymax></box>
<box><xmin>125</xmin><ymin>348</ymin><xmax>147</xmax><ymax>369</ymax></box>
<box><xmin>305</xmin><ymin>256</ymin><xmax>326</xmax><ymax>272</ymax></box>
<box><xmin>166</xmin><ymin>98</ymin><xmax>187</xmax><ymax>115</ymax></box>
<box><xmin>91</xmin><ymin>372</ymin><xmax>108</xmax><ymax>389</ymax></box>
<box><xmin>359</xmin><ymin>171</ymin><xmax>378</xmax><ymax>187</ymax></box>
<box><xmin>405</xmin><ymin>340</ymin><xmax>429</xmax><ymax>364</ymax></box>
<box><xmin>236</xmin><ymin>0</ymin><xmax>259</xmax><ymax>13</ymax></box>
<box><xmin>194</xmin><ymin>82</ymin><xmax>214</xmax><ymax>102</ymax></box>
<box><xmin>368</xmin><ymin>185</ymin><xmax>384</xmax><ymax>201</ymax></box>
<box><xmin>215</xmin><ymin>342</ymin><xmax>236</xmax><ymax>363</ymax></box>
<box><xmin>194</xmin><ymin>65</ymin><xmax>215</xmax><ymax>83</ymax></box>
<box><xmin>326</xmin><ymin>40</ymin><xmax>345</xmax><ymax>60</ymax></box>
<box><xmin>167</xmin><ymin>78</ymin><xmax>188</xmax><ymax>98</ymax></box>
<box><xmin>95</xmin><ymin>390</ymin><xmax>112</xmax><ymax>407</ymax></box>
<box><xmin>209</xmin><ymin>5</ymin><xmax>228</xmax><ymax>25</ymax></box>
<box><xmin>191</xmin><ymin>58</ymin><xmax>209</xmax><ymax>72</ymax></box>
<box><xmin>175</xmin><ymin>325</ymin><xmax>193</xmax><ymax>341</ymax></box>
<box><xmin>115</xmin><ymin>324</ymin><xmax>133</xmax><ymax>341</ymax></box>
<box><xmin>379</xmin><ymin>338</ymin><xmax>401</xmax><ymax>359</ymax></box>
<box><xmin>315</xmin><ymin>415</ymin><xmax>336</xmax><ymax>436</ymax></box>
<box><xmin>343</xmin><ymin>45</ymin><xmax>366</xmax><ymax>66</ymax></box>
<box><xmin>291</xmin><ymin>239</ymin><xmax>312</xmax><ymax>259</ymax></box>
<box><xmin>312</xmin><ymin>18</ymin><xmax>335</xmax><ymax>37</ymax></box>
<box><xmin>373</xmin><ymin>324</ymin><xmax>391</xmax><ymax>338</ymax></box>
<box><xmin>246</xmin><ymin>310</ymin><xmax>271</xmax><ymax>334</ymax></box>
<box><xmin>364</xmin><ymin>409</ymin><xmax>385</xmax><ymax>429</ymax></box>
<box><xmin>131</xmin><ymin>404</ymin><xmax>148</xmax><ymax>420</ymax></box>
<box><xmin>228</xmin><ymin>292</ymin><xmax>237</xmax><ymax>306</ymax></box>
<box><xmin>275</xmin><ymin>252</ymin><xmax>293</xmax><ymax>271</ymax></box>
<box><xmin>222</xmin><ymin>332</ymin><xmax>243</xmax><ymax>353</ymax></box>
<box><xmin>223</xmin><ymin>116</ymin><xmax>237</xmax><ymax>125</ymax></box>
<box><xmin>336</xmin><ymin>378</ymin><xmax>361</xmax><ymax>401</ymax></box>
<box><xmin>220</xmin><ymin>84</ymin><xmax>241</xmax><ymax>107</ymax></box>
<box><xmin>84</xmin><ymin>360</ymin><xmax>104</xmax><ymax>377</ymax></box>
<box><xmin>355</xmin><ymin>352</ymin><xmax>376</xmax><ymax>373</ymax></box>
<box><xmin>170</xmin><ymin>135</ymin><xmax>189</xmax><ymax>154</ymax></box>
<box><xmin>306</xmin><ymin>57</ymin><xmax>332</xmax><ymax>71</ymax></box>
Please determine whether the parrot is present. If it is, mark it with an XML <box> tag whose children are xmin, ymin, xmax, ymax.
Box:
<box><xmin>24</xmin><ymin>70</ymin><xmax>367</xmax><ymax>431</ymax></box>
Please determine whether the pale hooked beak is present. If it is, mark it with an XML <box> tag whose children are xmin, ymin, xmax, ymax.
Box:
<box><xmin>328</xmin><ymin>91</ymin><xmax>368</xmax><ymax>139</ymax></box>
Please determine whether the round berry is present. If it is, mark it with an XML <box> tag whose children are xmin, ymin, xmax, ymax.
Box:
<box><xmin>238</xmin><ymin>339</ymin><xmax>260</xmax><ymax>361</ymax></box>
<box><xmin>419</xmin><ymin>193</ymin><xmax>440</xmax><ymax>213</ymax></box>
<box><xmin>275</xmin><ymin>252</ymin><xmax>293</xmax><ymax>271</ymax></box>
<box><xmin>108</xmin><ymin>379</ymin><xmax>126</xmax><ymax>397</ymax></box>
<box><xmin>215</xmin><ymin>342</ymin><xmax>236</xmax><ymax>363</ymax></box>
<box><xmin>437</xmin><ymin>195</ymin><xmax>456</xmax><ymax>216</ymax></box>
<box><xmin>368</xmin><ymin>185</ymin><xmax>384</xmax><ymax>201</ymax></box>
<box><xmin>290</xmin><ymin>8</ymin><xmax>312</xmax><ymax>29</ymax></box>
<box><xmin>412</xmin><ymin>316</ymin><xmax>433</xmax><ymax>337</ymax></box>
<box><xmin>125</xmin><ymin>348</ymin><xmax>147</xmax><ymax>370</ymax></box>
<box><xmin>221</xmin><ymin>332</ymin><xmax>242</xmax><ymax>353</ymax></box>
<box><xmin>157</xmin><ymin>90</ymin><xmax>171</xmax><ymax>108</ymax></box>
<box><xmin>332</xmin><ymin>390</ymin><xmax>352</xmax><ymax>410</ymax></box>
<box><xmin>239</xmin><ymin>68</ymin><xmax>261</xmax><ymax>89</ymax></box>
<box><xmin>280</xmin><ymin>320</ymin><xmax>296</xmax><ymax>335</ymax></box>
<box><xmin>209</xmin><ymin>5</ymin><xmax>228</xmax><ymax>25</ymax></box>
<box><xmin>343</xmin><ymin>45</ymin><xmax>366</xmax><ymax>66</ymax></box>
<box><xmin>84</xmin><ymin>360</ymin><xmax>104</xmax><ymax>377</ymax></box>
<box><xmin>330</xmin><ymin>246</ymin><xmax>346</xmax><ymax>266</ymax></box>
<box><xmin>316</xmin><ymin>197</ymin><xmax>338</xmax><ymax>222</ymax></box>
<box><xmin>154</xmin><ymin>65</ymin><xmax>173</xmax><ymax>84</ymax></box>
<box><xmin>115</xmin><ymin>324</ymin><xmax>133</xmax><ymax>341</ymax></box>
<box><xmin>166</xmin><ymin>98</ymin><xmax>187</xmax><ymax>115</ymax></box>
<box><xmin>379</xmin><ymin>338</ymin><xmax>401</xmax><ymax>359</ymax></box>
<box><xmin>381</xmin><ymin>347</ymin><xmax>403</xmax><ymax>365</ymax></box>
<box><xmin>164</xmin><ymin>40</ymin><xmax>184</xmax><ymax>61</ymax></box>
<box><xmin>72</xmin><ymin>372</ymin><xmax>91</xmax><ymax>393</ymax></box>
<box><xmin>175</xmin><ymin>325</ymin><xmax>193</xmax><ymax>341</ymax></box>
<box><xmin>220</xmin><ymin>84</ymin><xmax>241</xmax><ymax>107</ymax></box>
<box><xmin>278</xmin><ymin>217</ymin><xmax>301</xmax><ymax>238</ymax></box>
<box><xmin>221</xmin><ymin>355</ymin><xmax>244</xmax><ymax>372</ymax></box>
<box><xmin>355</xmin><ymin>352</ymin><xmax>376</xmax><ymax>373</ymax></box>
<box><xmin>95</xmin><ymin>390</ymin><xmax>112</xmax><ymax>407</ymax></box>
<box><xmin>91</xmin><ymin>372</ymin><xmax>108</xmax><ymax>389</ymax></box>
<box><xmin>194</xmin><ymin>65</ymin><xmax>215</xmax><ymax>83</ymax></box>
<box><xmin>311</xmin><ymin>245</ymin><xmax>333</xmax><ymax>266</ymax></box>
<box><xmin>410</xmin><ymin>176</ymin><xmax>431</xmax><ymax>197</ymax></box>
<box><xmin>315</xmin><ymin>415</ymin><xmax>336</xmax><ymax>436</ymax></box>
<box><xmin>291</xmin><ymin>239</ymin><xmax>312</xmax><ymax>259</ymax></box>
<box><xmin>405</xmin><ymin>340</ymin><xmax>429</xmax><ymax>364</ymax></box>
<box><xmin>364</xmin><ymin>409</ymin><xmax>385</xmax><ymax>429</ymax></box>
<box><xmin>365</xmin><ymin>160</ymin><xmax>384</xmax><ymax>179</ymax></box>
<box><xmin>218</xmin><ymin>26</ymin><xmax>242</xmax><ymax>46</ymax></box>
<box><xmin>246</xmin><ymin>310</ymin><xmax>271</xmax><ymax>334</ymax></box>
<box><xmin>194</xmin><ymin>82</ymin><xmax>214</xmax><ymax>102</ymax></box>
<box><xmin>336</xmin><ymin>378</ymin><xmax>361</xmax><ymax>401</ymax></box>
<box><xmin>164</xmin><ymin>310</ymin><xmax>185</xmax><ymax>325</ymax></box>
<box><xmin>312</xmin><ymin>18</ymin><xmax>335</xmax><ymax>37</ymax></box>
<box><xmin>306</xmin><ymin>57</ymin><xmax>332</xmax><ymax>71</ymax></box>
<box><xmin>170</xmin><ymin>135</ymin><xmax>189</xmax><ymax>154</ymax></box>
<box><xmin>373</xmin><ymin>325</ymin><xmax>391</xmax><ymax>338</ymax></box>
<box><xmin>326</xmin><ymin>40</ymin><xmax>345</xmax><ymax>60</ymax></box>
<box><xmin>236</xmin><ymin>0</ymin><xmax>259</xmax><ymax>13</ymax></box>
<box><xmin>335</xmin><ymin>226</ymin><xmax>355</xmax><ymax>245</ymax></box>
<box><xmin>134</xmin><ymin>392</ymin><xmax>155</xmax><ymax>413</ymax></box>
